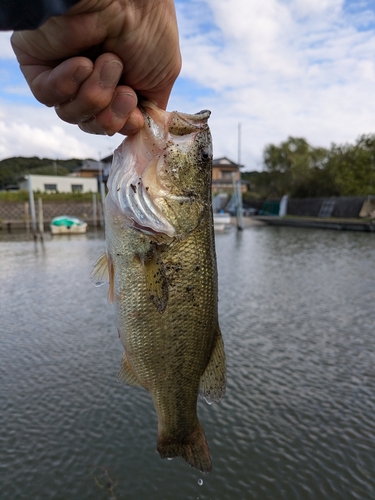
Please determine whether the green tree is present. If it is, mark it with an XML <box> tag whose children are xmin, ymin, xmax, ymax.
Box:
<box><xmin>325</xmin><ymin>135</ymin><xmax>375</xmax><ymax>196</ymax></box>
<box><xmin>0</xmin><ymin>157</ymin><xmax>83</xmax><ymax>190</ymax></box>
<box><xmin>263</xmin><ymin>137</ymin><xmax>329</xmax><ymax>197</ymax></box>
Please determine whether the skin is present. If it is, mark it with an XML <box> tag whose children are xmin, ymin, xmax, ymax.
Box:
<box><xmin>10</xmin><ymin>0</ymin><xmax>181</xmax><ymax>136</ymax></box>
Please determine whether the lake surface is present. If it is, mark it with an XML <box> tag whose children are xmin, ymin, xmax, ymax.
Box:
<box><xmin>1</xmin><ymin>226</ymin><xmax>375</xmax><ymax>500</ymax></box>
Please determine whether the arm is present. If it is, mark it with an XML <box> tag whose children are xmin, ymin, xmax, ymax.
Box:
<box><xmin>10</xmin><ymin>0</ymin><xmax>181</xmax><ymax>136</ymax></box>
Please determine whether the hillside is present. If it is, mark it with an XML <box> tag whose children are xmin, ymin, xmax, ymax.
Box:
<box><xmin>0</xmin><ymin>157</ymin><xmax>84</xmax><ymax>190</ymax></box>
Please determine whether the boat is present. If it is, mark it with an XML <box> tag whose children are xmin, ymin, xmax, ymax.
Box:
<box><xmin>213</xmin><ymin>212</ymin><xmax>232</xmax><ymax>232</ymax></box>
<box><xmin>50</xmin><ymin>216</ymin><xmax>88</xmax><ymax>234</ymax></box>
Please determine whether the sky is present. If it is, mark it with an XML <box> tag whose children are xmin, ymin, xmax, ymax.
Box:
<box><xmin>1</xmin><ymin>0</ymin><xmax>375</xmax><ymax>170</ymax></box>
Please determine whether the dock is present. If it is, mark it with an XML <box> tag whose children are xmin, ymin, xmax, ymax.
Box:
<box><xmin>255</xmin><ymin>216</ymin><xmax>375</xmax><ymax>232</ymax></box>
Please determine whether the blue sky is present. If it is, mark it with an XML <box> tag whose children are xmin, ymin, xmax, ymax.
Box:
<box><xmin>1</xmin><ymin>0</ymin><xmax>375</xmax><ymax>170</ymax></box>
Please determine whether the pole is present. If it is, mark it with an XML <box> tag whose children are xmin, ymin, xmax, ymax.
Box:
<box><xmin>24</xmin><ymin>202</ymin><xmax>30</xmax><ymax>233</ymax></box>
<box><xmin>28</xmin><ymin>175</ymin><xmax>37</xmax><ymax>235</ymax></box>
<box><xmin>92</xmin><ymin>193</ymin><xmax>97</xmax><ymax>228</ymax></box>
<box><xmin>236</xmin><ymin>123</ymin><xmax>244</xmax><ymax>230</ymax></box>
<box><xmin>37</xmin><ymin>197</ymin><xmax>44</xmax><ymax>237</ymax></box>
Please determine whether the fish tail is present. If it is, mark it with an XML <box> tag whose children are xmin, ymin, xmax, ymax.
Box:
<box><xmin>157</xmin><ymin>422</ymin><xmax>212</xmax><ymax>473</ymax></box>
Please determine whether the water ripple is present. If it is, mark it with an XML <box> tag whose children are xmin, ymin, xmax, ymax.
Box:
<box><xmin>1</xmin><ymin>228</ymin><xmax>375</xmax><ymax>499</ymax></box>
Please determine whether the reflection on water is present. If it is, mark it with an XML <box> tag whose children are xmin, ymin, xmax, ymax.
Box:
<box><xmin>1</xmin><ymin>227</ymin><xmax>375</xmax><ymax>499</ymax></box>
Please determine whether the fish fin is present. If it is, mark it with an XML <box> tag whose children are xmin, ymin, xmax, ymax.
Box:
<box><xmin>140</xmin><ymin>245</ymin><xmax>168</xmax><ymax>313</ymax></box>
<box><xmin>90</xmin><ymin>253</ymin><xmax>109</xmax><ymax>286</ymax></box>
<box><xmin>107</xmin><ymin>254</ymin><xmax>115</xmax><ymax>304</ymax></box>
<box><xmin>199</xmin><ymin>324</ymin><xmax>226</xmax><ymax>404</ymax></box>
<box><xmin>157</xmin><ymin>422</ymin><xmax>212</xmax><ymax>473</ymax></box>
<box><xmin>90</xmin><ymin>253</ymin><xmax>114</xmax><ymax>303</ymax></box>
<box><xmin>118</xmin><ymin>352</ymin><xmax>142</xmax><ymax>386</ymax></box>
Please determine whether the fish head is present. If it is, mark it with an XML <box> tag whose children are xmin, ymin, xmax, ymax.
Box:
<box><xmin>144</xmin><ymin>105</ymin><xmax>212</xmax><ymax>236</ymax></box>
<box><xmin>107</xmin><ymin>102</ymin><xmax>213</xmax><ymax>239</ymax></box>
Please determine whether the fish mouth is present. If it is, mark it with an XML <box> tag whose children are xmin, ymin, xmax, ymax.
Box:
<box><xmin>140</xmin><ymin>101</ymin><xmax>210</xmax><ymax>136</ymax></box>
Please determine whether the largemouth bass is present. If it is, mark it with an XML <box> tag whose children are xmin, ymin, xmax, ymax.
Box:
<box><xmin>91</xmin><ymin>102</ymin><xmax>226</xmax><ymax>473</ymax></box>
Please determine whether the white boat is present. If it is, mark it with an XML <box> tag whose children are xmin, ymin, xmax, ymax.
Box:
<box><xmin>213</xmin><ymin>212</ymin><xmax>232</xmax><ymax>232</ymax></box>
<box><xmin>50</xmin><ymin>216</ymin><xmax>88</xmax><ymax>234</ymax></box>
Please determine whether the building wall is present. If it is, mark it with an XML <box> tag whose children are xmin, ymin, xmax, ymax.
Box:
<box><xmin>212</xmin><ymin>166</ymin><xmax>239</xmax><ymax>182</ymax></box>
<box><xmin>19</xmin><ymin>175</ymin><xmax>98</xmax><ymax>193</ymax></box>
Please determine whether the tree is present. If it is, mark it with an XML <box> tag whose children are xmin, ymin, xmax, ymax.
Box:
<box><xmin>263</xmin><ymin>137</ymin><xmax>328</xmax><ymax>197</ymax></box>
<box><xmin>0</xmin><ymin>157</ymin><xmax>83</xmax><ymax>190</ymax></box>
<box><xmin>325</xmin><ymin>135</ymin><xmax>375</xmax><ymax>196</ymax></box>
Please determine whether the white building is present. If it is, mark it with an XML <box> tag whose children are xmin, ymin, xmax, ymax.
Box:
<box><xmin>19</xmin><ymin>175</ymin><xmax>98</xmax><ymax>193</ymax></box>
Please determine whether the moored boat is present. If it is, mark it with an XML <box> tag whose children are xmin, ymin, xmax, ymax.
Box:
<box><xmin>213</xmin><ymin>212</ymin><xmax>232</xmax><ymax>232</ymax></box>
<box><xmin>50</xmin><ymin>216</ymin><xmax>87</xmax><ymax>234</ymax></box>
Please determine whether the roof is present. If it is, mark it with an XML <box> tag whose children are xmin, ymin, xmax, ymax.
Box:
<box><xmin>78</xmin><ymin>159</ymin><xmax>101</xmax><ymax>171</ymax></box>
<box><xmin>212</xmin><ymin>157</ymin><xmax>244</xmax><ymax>168</ymax></box>
<box><xmin>75</xmin><ymin>159</ymin><xmax>111</xmax><ymax>177</ymax></box>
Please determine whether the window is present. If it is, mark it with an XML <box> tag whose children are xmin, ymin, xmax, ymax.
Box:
<box><xmin>44</xmin><ymin>184</ymin><xmax>57</xmax><ymax>192</ymax></box>
<box><xmin>221</xmin><ymin>170</ymin><xmax>235</xmax><ymax>180</ymax></box>
<box><xmin>71</xmin><ymin>184</ymin><xmax>83</xmax><ymax>193</ymax></box>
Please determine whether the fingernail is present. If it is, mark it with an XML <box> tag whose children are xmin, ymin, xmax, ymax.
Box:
<box><xmin>72</xmin><ymin>66</ymin><xmax>92</xmax><ymax>86</ymax></box>
<box><xmin>100</xmin><ymin>60</ymin><xmax>123</xmax><ymax>88</ymax></box>
<box><xmin>111</xmin><ymin>92</ymin><xmax>137</xmax><ymax>118</ymax></box>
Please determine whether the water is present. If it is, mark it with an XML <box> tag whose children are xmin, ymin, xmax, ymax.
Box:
<box><xmin>1</xmin><ymin>227</ymin><xmax>375</xmax><ymax>499</ymax></box>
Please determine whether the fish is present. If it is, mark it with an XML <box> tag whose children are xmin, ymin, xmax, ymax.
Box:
<box><xmin>91</xmin><ymin>102</ymin><xmax>226</xmax><ymax>473</ymax></box>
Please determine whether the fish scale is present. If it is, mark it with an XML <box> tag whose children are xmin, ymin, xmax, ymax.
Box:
<box><xmin>91</xmin><ymin>102</ymin><xmax>226</xmax><ymax>473</ymax></box>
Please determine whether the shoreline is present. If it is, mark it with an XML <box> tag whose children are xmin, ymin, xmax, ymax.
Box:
<box><xmin>254</xmin><ymin>215</ymin><xmax>375</xmax><ymax>232</ymax></box>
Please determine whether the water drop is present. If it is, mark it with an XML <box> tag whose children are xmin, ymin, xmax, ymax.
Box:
<box><xmin>198</xmin><ymin>478</ymin><xmax>203</xmax><ymax>486</ymax></box>
<box><xmin>167</xmin><ymin>457</ymin><xmax>174</xmax><ymax>461</ymax></box>
<box><xmin>94</xmin><ymin>280</ymin><xmax>106</xmax><ymax>287</ymax></box>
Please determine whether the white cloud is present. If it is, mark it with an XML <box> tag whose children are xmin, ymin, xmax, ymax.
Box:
<box><xmin>173</xmin><ymin>0</ymin><xmax>375</xmax><ymax>169</ymax></box>
<box><xmin>1</xmin><ymin>0</ymin><xmax>375</xmax><ymax>171</ymax></box>
<box><xmin>0</xmin><ymin>100</ymin><xmax>121</xmax><ymax>160</ymax></box>
<box><xmin>2</xmin><ymin>85</ymin><xmax>33</xmax><ymax>96</ymax></box>
<box><xmin>0</xmin><ymin>32</ymin><xmax>14</xmax><ymax>59</ymax></box>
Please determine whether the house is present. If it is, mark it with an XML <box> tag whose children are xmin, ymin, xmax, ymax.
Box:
<box><xmin>76</xmin><ymin>154</ymin><xmax>247</xmax><ymax>194</ymax></box>
<box><xmin>19</xmin><ymin>174</ymin><xmax>98</xmax><ymax>193</ymax></box>
<box><xmin>212</xmin><ymin>157</ymin><xmax>247</xmax><ymax>193</ymax></box>
<box><xmin>74</xmin><ymin>157</ymin><xmax>113</xmax><ymax>181</ymax></box>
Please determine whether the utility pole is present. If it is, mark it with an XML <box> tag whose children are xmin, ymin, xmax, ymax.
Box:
<box><xmin>236</xmin><ymin>123</ymin><xmax>244</xmax><ymax>230</ymax></box>
<box><xmin>27</xmin><ymin>175</ymin><xmax>37</xmax><ymax>235</ymax></box>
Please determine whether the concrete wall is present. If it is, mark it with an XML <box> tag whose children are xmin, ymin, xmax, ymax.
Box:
<box><xmin>0</xmin><ymin>201</ymin><xmax>101</xmax><ymax>227</ymax></box>
<box><xmin>287</xmin><ymin>196</ymin><xmax>366</xmax><ymax>218</ymax></box>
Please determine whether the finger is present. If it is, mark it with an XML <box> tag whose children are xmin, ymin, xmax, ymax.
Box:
<box><xmin>54</xmin><ymin>53</ymin><xmax>124</xmax><ymax>124</ymax></box>
<box><xmin>18</xmin><ymin>57</ymin><xmax>94</xmax><ymax>107</ymax></box>
<box><xmin>78</xmin><ymin>88</ymin><xmax>144</xmax><ymax>136</ymax></box>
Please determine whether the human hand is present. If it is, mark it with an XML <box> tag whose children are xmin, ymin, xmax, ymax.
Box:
<box><xmin>10</xmin><ymin>0</ymin><xmax>181</xmax><ymax>136</ymax></box>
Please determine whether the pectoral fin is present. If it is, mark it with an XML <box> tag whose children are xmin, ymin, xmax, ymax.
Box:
<box><xmin>90</xmin><ymin>252</ymin><xmax>114</xmax><ymax>303</ymax></box>
<box><xmin>90</xmin><ymin>253</ymin><xmax>109</xmax><ymax>285</ymax></box>
<box><xmin>140</xmin><ymin>245</ymin><xmax>168</xmax><ymax>313</ymax></box>
<box><xmin>199</xmin><ymin>324</ymin><xmax>226</xmax><ymax>403</ymax></box>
